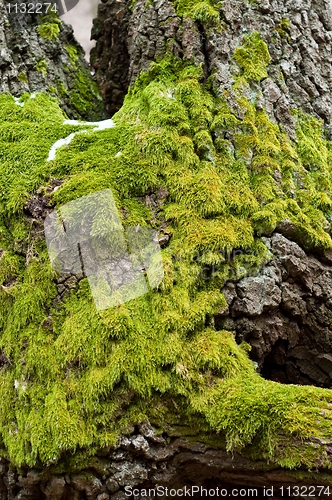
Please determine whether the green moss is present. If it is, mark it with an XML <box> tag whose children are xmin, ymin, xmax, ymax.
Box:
<box><xmin>233</xmin><ymin>32</ymin><xmax>271</xmax><ymax>81</ymax></box>
<box><xmin>144</xmin><ymin>0</ymin><xmax>154</xmax><ymax>10</ymax></box>
<box><xmin>281</xmin><ymin>16</ymin><xmax>290</xmax><ymax>29</ymax></box>
<box><xmin>0</xmin><ymin>93</ymin><xmax>86</xmax><ymax>217</ymax></box>
<box><xmin>56</xmin><ymin>78</ymin><xmax>68</xmax><ymax>98</ymax></box>
<box><xmin>274</xmin><ymin>16</ymin><xmax>291</xmax><ymax>40</ymax></box>
<box><xmin>129</xmin><ymin>0</ymin><xmax>138</xmax><ymax>11</ymax></box>
<box><xmin>172</xmin><ymin>0</ymin><xmax>221</xmax><ymax>23</ymax></box>
<box><xmin>190</xmin><ymin>2</ymin><xmax>220</xmax><ymax>26</ymax></box>
<box><xmin>54</xmin><ymin>41</ymin><xmax>104</xmax><ymax>120</ymax></box>
<box><xmin>18</xmin><ymin>72</ymin><xmax>28</xmax><ymax>84</ymax></box>
<box><xmin>36</xmin><ymin>18</ymin><xmax>103</xmax><ymax>121</ymax></box>
<box><xmin>37</xmin><ymin>22</ymin><xmax>60</xmax><ymax>40</ymax></box>
<box><xmin>64</xmin><ymin>44</ymin><xmax>80</xmax><ymax>65</ymax></box>
<box><xmin>34</xmin><ymin>58</ymin><xmax>47</xmax><ymax>77</ymax></box>
<box><xmin>194</xmin><ymin>377</ymin><xmax>332</xmax><ymax>468</ymax></box>
<box><xmin>1</xmin><ymin>34</ymin><xmax>332</xmax><ymax>472</ymax></box>
<box><xmin>69</xmin><ymin>70</ymin><xmax>104</xmax><ymax>120</ymax></box>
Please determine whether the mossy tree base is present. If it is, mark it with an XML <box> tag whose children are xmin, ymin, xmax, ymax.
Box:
<box><xmin>1</xmin><ymin>0</ymin><xmax>332</xmax><ymax>493</ymax></box>
<box><xmin>0</xmin><ymin>422</ymin><xmax>331</xmax><ymax>499</ymax></box>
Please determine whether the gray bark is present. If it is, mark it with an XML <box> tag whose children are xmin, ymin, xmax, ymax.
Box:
<box><xmin>91</xmin><ymin>0</ymin><xmax>332</xmax><ymax>139</ymax></box>
<box><xmin>2</xmin><ymin>0</ymin><xmax>332</xmax><ymax>497</ymax></box>
<box><xmin>1</xmin><ymin>422</ymin><xmax>331</xmax><ymax>499</ymax></box>
<box><xmin>0</xmin><ymin>0</ymin><xmax>106</xmax><ymax>120</ymax></box>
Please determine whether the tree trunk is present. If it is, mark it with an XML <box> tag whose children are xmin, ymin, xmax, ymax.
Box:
<box><xmin>1</xmin><ymin>0</ymin><xmax>332</xmax><ymax>498</ymax></box>
<box><xmin>1</xmin><ymin>0</ymin><xmax>106</xmax><ymax>120</ymax></box>
<box><xmin>91</xmin><ymin>0</ymin><xmax>332</xmax><ymax>135</ymax></box>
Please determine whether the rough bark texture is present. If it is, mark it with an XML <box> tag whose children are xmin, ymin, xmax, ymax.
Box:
<box><xmin>91</xmin><ymin>0</ymin><xmax>332</xmax><ymax>385</ymax></box>
<box><xmin>218</xmin><ymin>231</ymin><xmax>332</xmax><ymax>387</ymax></box>
<box><xmin>2</xmin><ymin>0</ymin><xmax>332</xmax><ymax>497</ymax></box>
<box><xmin>0</xmin><ymin>0</ymin><xmax>106</xmax><ymax>120</ymax></box>
<box><xmin>0</xmin><ymin>422</ymin><xmax>331</xmax><ymax>499</ymax></box>
<box><xmin>91</xmin><ymin>0</ymin><xmax>332</xmax><ymax>139</ymax></box>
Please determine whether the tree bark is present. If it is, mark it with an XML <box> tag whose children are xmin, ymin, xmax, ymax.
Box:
<box><xmin>1</xmin><ymin>0</ymin><xmax>332</xmax><ymax>497</ymax></box>
<box><xmin>1</xmin><ymin>423</ymin><xmax>332</xmax><ymax>499</ymax></box>
<box><xmin>91</xmin><ymin>0</ymin><xmax>332</xmax><ymax>137</ymax></box>
<box><xmin>0</xmin><ymin>0</ymin><xmax>106</xmax><ymax>120</ymax></box>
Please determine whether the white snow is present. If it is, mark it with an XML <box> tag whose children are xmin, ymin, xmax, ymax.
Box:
<box><xmin>63</xmin><ymin>119</ymin><xmax>115</xmax><ymax>131</ymax></box>
<box><xmin>47</xmin><ymin>132</ymin><xmax>78</xmax><ymax>162</ymax></box>
<box><xmin>13</xmin><ymin>93</ymin><xmax>38</xmax><ymax>106</ymax></box>
<box><xmin>14</xmin><ymin>97</ymin><xmax>24</xmax><ymax>107</ymax></box>
<box><xmin>115</xmin><ymin>151</ymin><xmax>122</xmax><ymax>158</ymax></box>
<box><xmin>95</xmin><ymin>119</ymin><xmax>116</xmax><ymax>130</ymax></box>
<box><xmin>166</xmin><ymin>88</ymin><xmax>176</xmax><ymax>99</ymax></box>
<box><xmin>47</xmin><ymin>118</ymin><xmax>116</xmax><ymax>162</ymax></box>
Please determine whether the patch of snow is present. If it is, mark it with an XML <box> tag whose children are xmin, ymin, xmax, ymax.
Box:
<box><xmin>47</xmin><ymin>118</ymin><xmax>116</xmax><ymax>162</ymax></box>
<box><xmin>63</xmin><ymin>118</ymin><xmax>115</xmax><ymax>130</ymax></box>
<box><xmin>115</xmin><ymin>151</ymin><xmax>122</xmax><ymax>158</ymax></box>
<box><xmin>14</xmin><ymin>379</ymin><xmax>27</xmax><ymax>391</ymax></box>
<box><xmin>63</xmin><ymin>119</ymin><xmax>82</xmax><ymax>126</ymax></box>
<box><xmin>14</xmin><ymin>97</ymin><xmax>24</xmax><ymax>107</ymax></box>
<box><xmin>166</xmin><ymin>88</ymin><xmax>176</xmax><ymax>99</ymax></box>
<box><xmin>30</xmin><ymin>93</ymin><xmax>36</xmax><ymax>98</ymax></box>
<box><xmin>47</xmin><ymin>132</ymin><xmax>78</xmax><ymax>161</ymax></box>
<box><xmin>95</xmin><ymin>119</ymin><xmax>115</xmax><ymax>130</ymax></box>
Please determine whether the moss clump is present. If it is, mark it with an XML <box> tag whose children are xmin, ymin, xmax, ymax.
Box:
<box><xmin>1</xmin><ymin>34</ymin><xmax>332</xmax><ymax>472</ymax></box>
<box><xmin>69</xmin><ymin>70</ymin><xmax>104</xmax><ymax>120</ymax></box>
<box><xmin>172</xmin><ymin>0</ymin><xmax>221</xmax><ymax>21</ymax></box>
<box><xmin>37</xmin><ymin>13</ymin><xmax>61</xmax><ymax>40</ymax></box>
<box><xmin>18</xmin><ymin>72</ymin><xmax>28</xmax><ymax>84</ymax></box>
<box><xmin>194</xmin><ymin>377</ymin><xmax>332</xmax><ymax>468</ymax></box>
<box><xmin>133</xmin><ymin>0</ymin><xmax>222</xmax><ymax>26</ymax></box>
<box><xmin>233</xmin><ymin>32</ymin><xmax>271</xmax><ymax>81</ymax></box>
<box><xmin>35</xmin><ymin>15</ymin><xmax>104</xmax><ymax>121</ymax></box>
<box><xmin>64</xmin><ymin>44</ymin><xmax>80</xmax><ymax>65</ymax></box>
<box><xmin>37</xmin><ymin>22</ymin><xmax>60</xmax><ymax>40</ymax></box>
<box><xmin>56</xmin><ymin>78</ymin><xmax>68</xmax><ymax>98</ymax></box>
<box><xmin>274</xmin><ymin>16</ymin><xmax>291</xmax><ymax>40</ymax></box>
<box><xmin>54</xmin><ymin>42</ymin><xmax>105</xmax><ymax>121</ymax></box>
<box><xmin>34</xmin><ymin>58</ymin><xmax>47</xmax><ymax>77</ymax></box>
<box><xmin>280</xmin><ymin>16</ymin><xmax>291</xmax><ymax>30</ymax></box>
<box><xmin>0</xmin><ymin>93</ymin><xmax>87</xmax><ymax>216</ymax></box>
<box><xmin>189</xmin><ymin>2</ymin><xmax>220</xmax><ymax>26</ymax></box>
